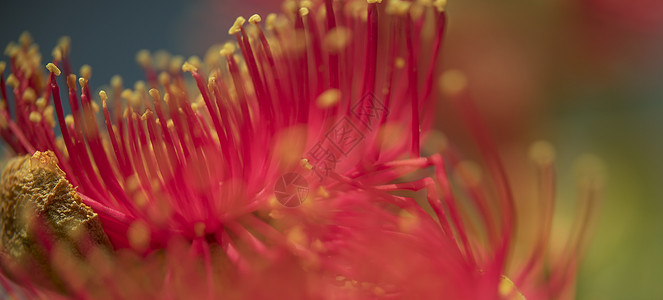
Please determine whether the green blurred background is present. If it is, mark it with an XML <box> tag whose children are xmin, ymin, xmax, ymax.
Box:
<box><xmin>1</xmin><ymin>0</ymin><xmax>661</xmax><ymax>298</ymax></box>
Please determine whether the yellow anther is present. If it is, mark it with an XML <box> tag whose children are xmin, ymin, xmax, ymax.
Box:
<box><xmin>323</xmin><ymin>27</ymin><xmax>352</xmax><ymax>53</ymax></box>
<box><xmin>35</xmin><ymin>97</ymin><xmax>47</xmax><ymax>110</ymax></box>
<box><xmin>194</xmin><ymin>222</ymin><xmax>206</xmax><ymax>238</ymax></box>
<box><xmin>433</xmin><ymin>0</ymin><xmax>447</xmax><ymax>12</ymax></box>
<box><xmin>148</xmin><ymin>88</ymin><xmax>161</xmax><ymax>102</ymax></box>
<box><xmin>158</xmin><ymin>72</ymin><xmax>170</xmax><ymax>87</ymax></box>
<box><xmin>373</xmin><ymin>287</ymin><xmax>386</xmax><ymax>296</ymax></box>
<box><xmin>181</xmin><ymin>62</ymin><xmax>198</xmax><ymax>73</ymax></box>
<box><xmin>283</xmin><ymin>0</ymin><xmax>297</xmax><ymax>14</ymax></box>
<box><xmin>439</xmin><ymin>70</ymin><xmax>467</xmax><ymax>96</ymax></box>
<box><xmin>395</xmin><ymin>57</ymin><xmax>405</xmax><ymax>69</ymax></box>
<box><xmin>52</xmin><ymin>48</ymin><xmax>63</xmax><ymax>61</ymax></box>
<box><xmin>301</xmin><ymin>158</ymin><xmax>314</xmax><ymax>170</ymax></box>
<box><xmin>127</xmin><ymin>221</ymin><xmax>150</xmax><ymax>252</ymax></box>
<box><xmin>529</xmin><ymin>140</ymin><xmax>555</xmax><ymax>166</ymax></box>
<box><xmin>78</xmin><ymin>77</ymin><xmax>88</xmax><ymax>89</ymax></box>
<box><xmin>79</xmin><ymin>65</ymin><xmax>92</xmax><ymax>80</ymax></box>
<box><xmin>99</xmin><ymin>90</ymin><xmax>108</xmax><ymax>102</ymax></box>
<box><xmin>266</xmin><ymin>13</ymin><xmax>277</xmax><ymax>30</ymax></box>
<box><xmin>317</xmin><ymin>186</ymin><xmax>330</xmax><ymax>198</ymax></box>
<box><xmin>110</xmin><ymin>75</ymin><xmax>123</xmax><ymax>90</ymax></box>
<box><xmin>141</xmin><ymin>110</ymin><xmax>152</xmax><ymax>121</ymax></box>
<box><xmin>135</xmin><ymin>49</ymin><xmax>152</xmax><ymax>67</ymax></box>
<box><xmin>398</xmin><ymin>210</ymin><xmax>420</xmax><ymax>233</ymax></box>
<box><xmin>166</xmin><ymin>119</ymin><xmax>174</xmax><ymax>129</ymax></box>
<box><xmin>499</xmin><ymin>275</ymin><xmax>526</xmax><ymax>300</ymax></box>
<box><xmin>287</xmin><ymin>226</ymin><xmax>308</xmax><ymax>247</ymax></box>
<box><xmin>188</xmin><ymin>56</ymin><xmax>202</xmax><ymax>70</ymax></box>
<box><xmin>299</xmin><ymin>7</ymin><xmax>310</xmax><ymax>17</ymax></box>
<box><xmin>316</xmin><ymin>89</ymin><xmax>342</xmax><ymax>108</ymax></box>
<box><xmin>129</xmin><ymin>94</ymin><xmax>142</xmax><ymax>109</ymax></box>
<box><xmin>19</xmin><ymin>31</ymin><xmax>33</xmax><ymax>48</ymax></box>
<box><xmin>133</xmin><ymin>80</ymin><xmax>145</xmax><ymax>94</ymax></box>
<box><xmin>46</xmin><ymin>63</ymin><xmax>61</xmax><ymax>76</ymax></box>
<box><xmin>65</xmin><ymin>115</ymin><xmax>74</xmax><ymax>127</ymax></box>
<box><xmin>229</xmin><ymin>16</ymin><xmax>246</xmax><ymax>35</ymax></box>
<box><xmin>367</xmin><ymin>0</ymin><xmax>383</xmax><ymax>3</ymax></box>
<box><xmin>91</xmin><ymin>102</ymin><xmax>100</xmax><ymax>113</ymax></box>
<box><xmin>120</xmin><ymin>89</ymin><xmax>133</xmax><ymax>101</ymax></box>
<box><xmin>43</xmin><ymin>106</ymin><xmax>55</xmax><ymax>128</ymax></box>
<box><xmin>22</xmin><ymin>88</ymin><xmax>36</xmax><ymax>103</ymax></box>
<box><xmin>4</xmin><ymin>44</ymin><xmax>18</xmax><ymax>59</ymax></box>
<box><xmin>6</xmin><ymin>74</ymin><xmax>19</xmax><ymax>89</ymax></box>
<box><xmin>386</xmin><ymin>0</ymin><xmax>411</xmax><ymax>15</ymax></box>
<box><xmin>29</xmin><ymin>111</ymin><xmax>42</xmax><ymax>123</ymax></box>
<box><xmin>57</xmin><ymin>36</ymin><xmax>71</xmax><ymax>54</ymax></box>
<box><xmin>0</xmin><ymin>61</ymin><xmax>6</xmax><ymax>73</ymax></box>
<box><xmin>169</xmin><ymin>56</ymin><xmax>185</xmax><ymax>74</ymax></box>
<box><xmin>249</xmin><ymin>14</ymin><xmax>262</xmax><ymax>24</ymax></box>
<box><xmin>153</xmin><ymin>50</ymin><xmax>171</xmax><ymax>70</ymax></box>
<box><xmin>66</xmin><ymin>74</ymin><xmax>77</xmax><ymax>90</ymax></box>
<box><xmin>219</xmin><ymin>42</ymin><xmax>236</xmax><ymax>56</ymax></box>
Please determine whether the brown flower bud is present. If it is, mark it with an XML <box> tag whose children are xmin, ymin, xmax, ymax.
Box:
<box><xmin>0</xmin><ymin>151</ymin><xmax>111</xmax><ymax>291</ymax></box>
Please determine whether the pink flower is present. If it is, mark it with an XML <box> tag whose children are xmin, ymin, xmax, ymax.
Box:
<box><xmin>0</xmin><ymin>1</ymin><xmax>599</xmax><ymax>299</ymax></box>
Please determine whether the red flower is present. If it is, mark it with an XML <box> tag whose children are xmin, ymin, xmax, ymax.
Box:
<box><xmin>0</xmin><ymin>1</ymin><xmax>598</xmax><ymax>299</ymax></box>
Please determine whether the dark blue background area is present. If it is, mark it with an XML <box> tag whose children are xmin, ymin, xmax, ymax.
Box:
<box><xmin>0</xmin><ymin>0</ymin><xmax>194</xmax><ymax>85</ymax></box>
<box><xmin>0</xmin><ymin>0</ymin><xmax>281</xmax><ymax>85</ymax></box>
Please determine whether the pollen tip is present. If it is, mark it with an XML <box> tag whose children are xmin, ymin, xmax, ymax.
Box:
<box><xmin>299</xmin><ymin>7</ymin><xmax>310</xmax><ymax>17</ymax></box>
<box><xmin>51</xmin><ymin>47</ymin><xmax>63</xmax><ymax>61</ymax></box>
<box><xmin>141</xmin><ymin>110</ymin><xmax>152</xmax><ymax>120</ymax></box>
<box><xmin>499</xmin><ymin>276</ymin><xmax>526</xmax><ymax>300</ymax></box>
<box><xmin>120</xmin><ymin>89</ymin><xmax>133</xmax><ymax>101</ymax></box>
<box><xmin>111</xmin><ymin>75</ymin><xmax>123</xmax><ymax>89</ymax></box>
<box><xmin>229</xmin><ymin>16</ymin><xmax>246</xmax><ymax>35</ymax></box>
<box><xmin>136</xmin><ymin>49</ymin><xmax>152</xmax><ymax>67</ymax></box>
<box><xmin>35</xmin><ymin>97</ymin><xmax>47</xmax><ymax>109</ymax></box>
<box><xmin>301</xmin><ymin>158</ymin><xmax>314</xmax><ymax>170</ymax></box>
<box><xmin>19</xmin><ymin>31</ymin><xmax>33</xmax><ymax>47</ymax></box>
<box><xmin>181</xmin><ymin>61</ymin><xmax>198</xmax><ymax>73</ymax></box>
<box><xmin>46</xmin><ymin>63</ymin><xmax>61</xmax><ymax>76</ymax></box>
<box><xmin>194</xmin><ymin>222</ymin><xmax>206</xmax><ymax>238</ymax></box>
<box><xmin>99</xmin><ymin>90</ymin><xmax>108</xmax><ymax>102</ymax></box>
<box><xmin>433</xmin><ymin>0</ymin><xmax>447</xmax><ymax>12</ymax></box>
<box><xmin>148</xmin><ymin>88</ymin><xmax>161</xmax><ymax>101</ymax></box>
<box><xmin>249</xmin><ymin>14</ymin><xmax>262</xmax><ymax>24</ymax></box>
<box><xmin>386</xmin><ymin>0</ymin><xmax>411</xmax><ymax>15</ymax></box>
<box><xmin>0</xmin><ymin>61</ymin><xmax>6</xmax><ymax>73</ymax></box>
<box><xmin>367</xmin><ymin>0</ymin><xmax>382</xmax><ymax>4</ymax></box>
<box><xmin>317</xmin><ymin>186</ymin><xmax>330</xmax><ymax>198</ymax></box>
<box><xmin>529</xmin><ymin>140</ymin><xmax>556</xmax><ymax>166</ymax></box>
<box><xmin>29</xmin><ymin>111</ymin><xmax>42</xmax><ymax>123</ymax></box>
<box><xmin>78</xmin><ymin>77</ymin><xmax>88</xmax><ymax>89</ymax></box>
<box><xmin>5</xmin><ymin>74</ymin><xmax>19</xmax><ymax>89</ymax></box>
<box><xmin>439</xmin><ymin>70</ymin><xmax>467</xmax><ymax>96</ymax></box>
<box><xmin>266</xmin><ymin>13</ymin><xmax>277</xmax><ymax>30</ymax></box>
<box><xmin>219</xmin><ymin>42</ymin><xmax>236</xmax><ymax>56</ymax></box>
<box><xmin>66</xmin><ymin>74</ymin><xmax>78</xmax><ymax>90</ymax></box>
<box><xmin>22</xmin><ymin>88</ymin><xmax>36</xmax><ymax>103</ymax></box>
<box><xmin>316</xmin><ymin>89</ymin><xmax>342</xmax><ymax>108</ymax></box>
<box><xmin>80</xmin><ymin>64</ymin><xmax>92</xmax><ymax>79</ymax></box>
<box><xmin>65</xmin><ymin>114</ymin><xmax>74</xmax><ymax>127</ymax></box>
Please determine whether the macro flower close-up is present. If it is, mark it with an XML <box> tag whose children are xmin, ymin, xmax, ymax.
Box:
<box><xmin>3</xmin><ymin>0</ymin><xmax>657</xmax><ymax>299</ymax></box>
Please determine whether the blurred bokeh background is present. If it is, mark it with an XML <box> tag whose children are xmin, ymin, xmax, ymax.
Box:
<box><xmin>1</xmin><ymin>0</ymin><xmax>662</xmax><ymax>299</ymax></box>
